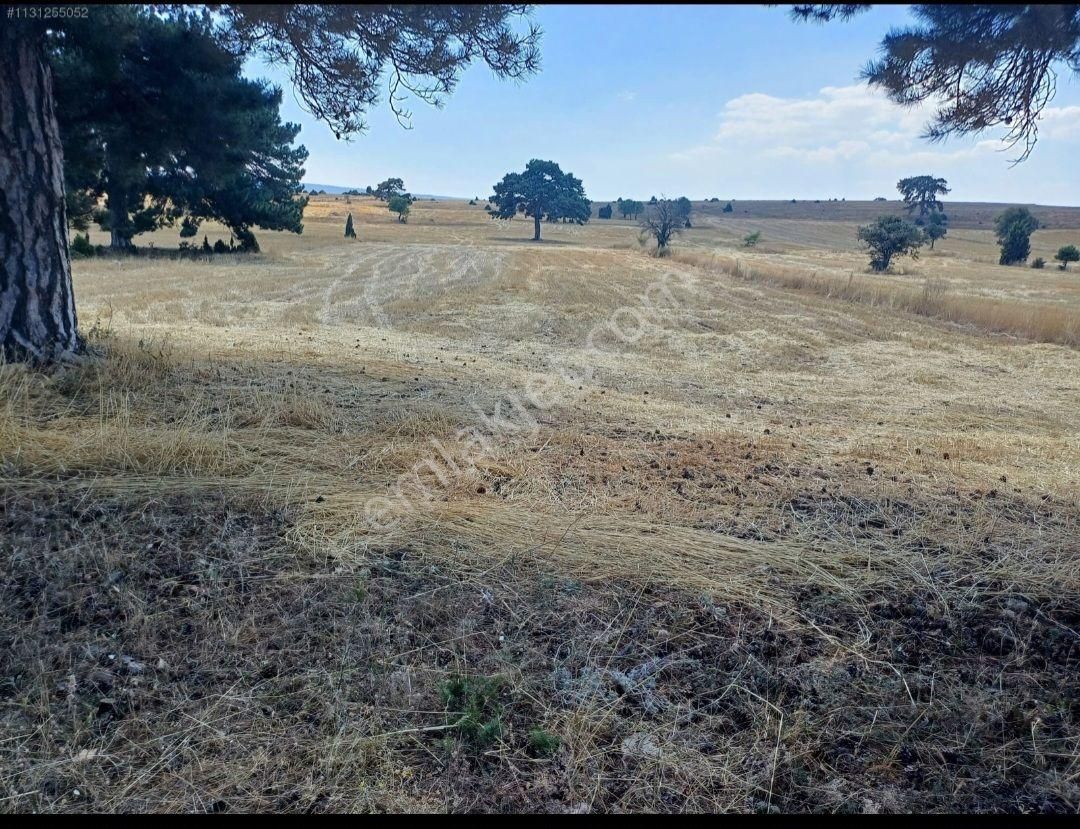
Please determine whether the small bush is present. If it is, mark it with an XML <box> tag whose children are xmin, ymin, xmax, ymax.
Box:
<box><xmin>213</xmin><ymin>239</ymin><xmax>228</xmax><ymax>254</ymax></box>
<box><xmin>234</xmin><ymin>228</ymin><xmax>259</xmax><ymax>252</ymax></box>
<box><xmin>439</xmin><ymin>674</ymin><xmax>506</xmax><ymax>749</ymax></box>
<box><xmin>527</xmin><ymin>728</ymin><xmax>560</xmax><ymax>757</ymax></box>
<box><xmin>70</xmin><ymin>232</ymin><xmax>95</xmax><ymax>258</ymax></box>
<box><xmin>1031</xmin><ymin>257</ymin><xmax>1046</xmax><ymax>269</ymax></box>
<box><xmin>743</xmin><ymin>231</ymin><xmax>761</xmax><ymax>247</ymax></box>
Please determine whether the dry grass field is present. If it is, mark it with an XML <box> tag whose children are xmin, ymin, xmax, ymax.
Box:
<box><xmin>2</xmin><ymin>196</ymin><xmax>1078</xmax><ymax>812</ymax></box>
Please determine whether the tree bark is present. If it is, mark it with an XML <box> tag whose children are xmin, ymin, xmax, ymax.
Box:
<box><xmin>533</xmin><ymin>212</ymin><xmax>541</xmax><ymax>241</ymax></box>
<box><xmin>0</xmin><ymin>25</ymin><xmax>80</xmax><ymax>361</ymax></box>
<box><xmin>106</xmin><ymin>186</ymin><xmax>133</xmax><ymax>250</ymax></box>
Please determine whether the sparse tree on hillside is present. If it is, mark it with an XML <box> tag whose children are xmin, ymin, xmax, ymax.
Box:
<box><xmin>373</xmin><ymin>177</ymin><xmax>406</xmax><ymax>202</ymax></box>
<box><xmin>897</xmin><ymin>175</ymin><xmax>949</xmax><ymax>221</ymax></box>
<box><xmin>787</xmin><ymin>4</ymin><xmax>1080</xmax><ymax>162</ymax></box>
<box><xmin>488</xmin><ymin>159</ymin><xmax>590</xmax><ymax>241</ymax></box>
<box><xmin>617</xmin><ymin>199</ymin><xmax>644</xmax><ymax>220</ymax></box>
<box><xmin>345</xmin><ymin>213</ymin><xmax>357</xmax><ymax>238</ymax></box>
<box><xmin>1055</xmin><ymin>244</ymin><xmax>1079</xmax><ymax>271</ymax></box>
<box><xmin>743</xmin><ymin>231</ymin><xmax>761</xmax><ymax>247</ymax></box>
<box><xmin>856</xmin><ymin>215</ymin><xmax>925</xmax><ymax>272</ymax></box>
<box><xmin>388</xmin><ymin>194</ymin><xmax>412</xmax><ymax>223</ymax></box>
<box><xmin>722</xmin><ymin>202</ymin><xmax>734</xmax><ymax>213</ymax></box>
<box><xmin>640</xmin><ymin>198</ymin><xmax>685</xmax><ymax>254</ymax></box>
<box><xmin>994</xmin><ymin>207</ymin><xmax>1039</xmax><ymax>265</ymax></box>
<box><xmin>1</xmin><ymin>4</ymin><xmax>540</xmax><ymax>362</ymax></box>
<box><xmin>924</xmin><ymin>211</ymin><xmax>948</xmax><ymax>249</ymax></box>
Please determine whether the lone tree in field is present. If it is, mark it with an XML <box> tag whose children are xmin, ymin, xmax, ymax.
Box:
<box><xmin>640</xmin><ymin>198</ymin><xmax>686</xmax><ymax>254</ymax></box>
<box><xmin>1</xmin><ymin>5</ymin><xmax>540</xmax><ymax>362</ymax></box>
<box><xmin>788</xmin><ymin>5</ymin><xmax>1080</xmax><ymax>163</ymax></box>
<box><xmin>856</xmin><ymin>215</ymin><xmax>925</xmax><ymax>272</ymax></box>
<box><xmin>897</xmin><ymin>175</ymin><xmax>949</xmax><ymax>221</ymax></box>
<box><xmin>373</xmin><ymin>177</ymin><xmax>406</xmax><ymax>202</ymax></box>
<box><xmin>994</xmin><ymin>207</ymin><xmax>1039</xmax><ymax>265</ymax></box>
<box><xmin>923</xmin><ymin>211</ymin><xmax>948</xmax><ymax>249</ymax></box>
<box><xmin>345</xmin><ymin>213</ymin><xmax>357</xmax><ymax>238</ymax></box>
<box><xmin>388</xmin><ymin>194</ymin><xmax>412</xmax><ymax>223</ymax></box>
<box><xmin>598</xmin><ymin>203</ymin><xmax>613</xmax><ymax>219</ymax></box>
<box><xmin>1055</xmin><ymin>244</ymin><xmax>1079</xmax><ymax>271</ymax></box>
<box><xmin>489</xmin><ymin>159</ymin><xmax>590</xmax><ymax>242</ymax></box>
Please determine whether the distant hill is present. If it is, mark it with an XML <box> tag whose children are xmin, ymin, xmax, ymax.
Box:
<box><xmin>588</xmin><ymin>199</ymin><xmax>1080</xmax><ymax>230</ymax></box>
<box><xmin>302</xmin><ymin>183</ymin><xmax>461</xmax><ymax>200</ymax></box>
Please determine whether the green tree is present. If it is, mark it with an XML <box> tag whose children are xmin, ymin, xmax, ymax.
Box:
<box><xmin>787</xmin><ymin>5</ymin><xmax>1080</xmax><ymax>162</ymax></box>
<box><xmin>598</xmin><ymin>203</ymin><xmax>613</xmax><ymax>219</ymax></box>
<box><xmin>896</xmin><ymin>175</ymin><xmax>949</xmax><ymax>220</ymax></box>
<box><xmin>856</xmin><ymin>215</ymin><xmax>925</xmax><ymax>272</ymax></box>
<box><xmin>743</xmin><ymin>231</ymin><xmax>761</xmax><ymax>247</ymax></box>
<box><xmin>489</xmin><ymin>159</ymin><xmax>590</xmax><ymax>241</ymax></box>
<box><xmin>923</xmin><ymin>211</ymin><xmax>948</xmax><ymax>249</ymax></box>
<box><xmin>994</xmin><ymin>207</ymin><xmax>1039</xmax><ymax>265</ymax></box>
<box><xmin>2</xmin><ymin>4</ymin><xmax>540</xmax><ymax>362</ymax></box>
<box><xmin>51</xmin><ymin>9</ymin><xmax>308</xmax><ymax>252</ymax></box>
<box><xmin>617</xmin><ymin>198</ymin><xmax>644</xmax><ymax>220</ymax></box>
<box><xmin>373</xmin><ymin>177</ymin><xmax>406</xmax><ymax>202</ymax></box>
<box><xmin>345</xmin><ymin>213</ymin><xmax>357</xmax><ymax>238</ymax></box>
<box><xmin>388</xmin><ymin>194</ymin><xmax>412</xmax><ymax>223</ymax></box>
<box><xmin>1055</xmin><ymin>244</ymin><xmax>1079</xmax><ymax>271</ymax></box>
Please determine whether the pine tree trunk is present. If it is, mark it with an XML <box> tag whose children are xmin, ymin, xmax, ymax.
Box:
<box><xmin>106</xmin><ymin>187</ymin><xmax>133</xmax><ymax>249</ymax></box>
<box><xmin>0</xmin><ymin>25</ymin><xmax>80</xmax><ymax>362</ymax></box>
<box><xmin>533</xmin><ymin>213</ymin><xmax>541</xmax><ymax>241</ymax></box>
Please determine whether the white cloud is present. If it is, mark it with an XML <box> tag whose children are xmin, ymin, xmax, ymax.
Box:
<box><xmin>671</xmin><ymin>83</ymin><xmax>998</xmax><ymax>166</ymax></box>
<box><xmin>657</xmin><ymin>82</ymin><xmax>1080</xmax><ymax>202</ymax></box>
<box><xmin>1038</xmin><ymin>105</ymin><xmax>1080</xmax><ymax>140</ymax></box>
<box><xmin>616</xmin><ymin>90</ymin><xmax>637</xmax><ymax>103</ymax></box>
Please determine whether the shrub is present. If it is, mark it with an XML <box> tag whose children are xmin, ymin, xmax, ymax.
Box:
<box><xmin>743</xmin><ymin>231</ymin><xmax>761</xmax><ymax>247</ymax></box>
<box><xmin>70</xmin><ymin>232</ymin><xmax>95</xmax><ymax>258</ymax></box>
<box><xmin>598</xmin><ymin>203</ymin><xmax>612</xmax><ymax>220</ymax></box>
<box><xmin>856</xmin><ymin>215</ymin><xmax>925</xmax><ymax>272</ymax></box>
<box><xmin>527</xmin><ymin>728</ymin><xmax>560</xmax><ymax>757</ymax></box>
<box><xmin>1054</xmin><ymin>244</ymin><xmax>1079</xmax><ymax>270</ymax></box>
<box><xmin>234</xmin><ymin>227</ymin><xmax>259</xmax><ymax>252</ymax></box>
<box><xmin>439</xmin><ymin>674</ymin><xmax>506</xmax><ymax>750</ymax></box>
<box><xmin>213</xmin><ymin>239</ymin><xmax>228</xmax><ymax>254</ymax></box>
<box><xmin>994</xmin><ymin>207</ymin><xmax>1039</xmax><ymax>265</ymax></box>
<box><xmin>1031</xmin><ymin>257</ymin><xmax>1046</xmax><ymax>269</ymax></box>
<box><xmin>722</xmin><ymin>202</ymin><xmax>734</xmax><ymax>213</ymax></box>
<box><xmin>179</xmin><ymin>216</ymin><xmax>199</xmax><ymax>238</ymax></box>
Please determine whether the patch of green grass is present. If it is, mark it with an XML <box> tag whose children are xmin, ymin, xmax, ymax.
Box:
<box><xmin>438</xmin><ymin>674</ymin><xmax>506</xmax><ymax>749</ymax></box>
<box><xmin>527</xmin><ymin>727</ymin><xmax>560</xmax><ymax>757</ymax></box>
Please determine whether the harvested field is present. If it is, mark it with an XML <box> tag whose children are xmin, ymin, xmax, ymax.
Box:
<box><xmin>2</xmin><ymin>197</ymin><xmax>1078</xmax><ymax>813</ymax></box>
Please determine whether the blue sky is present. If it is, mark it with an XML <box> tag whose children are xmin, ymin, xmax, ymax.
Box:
<box><xmin>244</xmin><ymin>4</ymin><xmax>1080</xmax><ymax>205</ymax></box>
